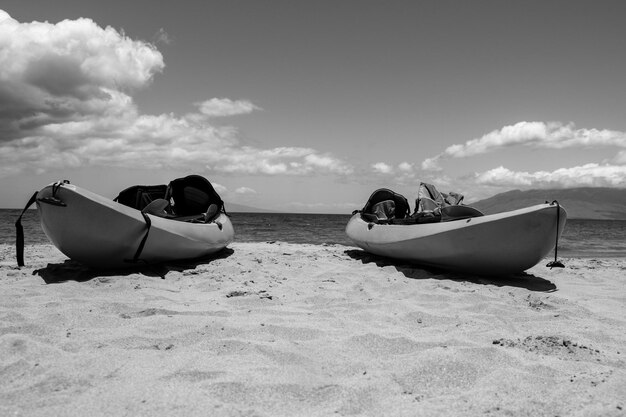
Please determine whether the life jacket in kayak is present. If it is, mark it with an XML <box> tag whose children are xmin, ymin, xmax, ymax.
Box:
<box><xmin>414</xmin><ymin>182</ymin><xmax>465</xmax><ymax>215</ymax></box>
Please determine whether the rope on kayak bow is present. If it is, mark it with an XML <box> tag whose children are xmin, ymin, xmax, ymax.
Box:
<box><xmin>37</xmin><ymin>180</ymin><xmax>70</xmax><ymax>207</ymax></box>
<box><xmin>15</xmin><ymin>180</ymin><xmax>70</xmax><ymax>267</ymax></box>
<box><xmin>546</xmin><ymin>200</ymin><xmax>565</xmax><ymax>269</ymax></box>
<box><xmin>52</xmin><ymin>180</ymin><xmax>68</xmax><ymax>197</ymax></box>
<box><xmin>124</xmin><ymin>213</ymin><xmax>168</xmax><ymax>279</ymax></box>
<box><xmin>126</xmin><ymin>212</ymin><xmax>152</xmax><ymax>264</ymax></box>
<box><xmin>15</xmin><ymin>191</ymin><xmax>39</xmax><ymax>267</ymax></box>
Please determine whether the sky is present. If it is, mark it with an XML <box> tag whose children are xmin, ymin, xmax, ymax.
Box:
<box><xmin>1</xmin><ymin>0</ymin><xmax>625</xmax><ymax>212</ymax></box>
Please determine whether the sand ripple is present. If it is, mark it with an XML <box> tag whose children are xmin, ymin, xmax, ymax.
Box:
<box><xmin>1</xmin><ymin>243</ymin><xmax>625</xmax><ymax>416</ymax></box>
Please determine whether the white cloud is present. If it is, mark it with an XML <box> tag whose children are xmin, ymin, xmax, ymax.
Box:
<box><xmin>422</xmin><ymin>121</ymin><xmax>626</xmax><ymax>170</ymax></box>
<box><xmin>398</xmin><ymin>162</ymin><xmax>413</xmax><ymax>172</ymax></box>
<box><xmin>475</xmin><ymin>164</ymin><xmax>626</xmax><ymax>188</ymax></box>
<box><xmin>371</xmin><ymin>162</ymin><xmax>393</xmax><ymax>174</ymax></box>
<box><xmin>421</xmin><ymin>157</ymin><xmax>442</xmax><ymax>171</ymax></box>
<box><xmin>196</xmin><ymin>98</ymin><xmax>261</xmax><ymax>117</ymax></box>
<box><xmin>235</xmin><ymin>186</ymin><xmax>257</xmax><ymax>194</ymax></box>
<box><xmin>213</xmin><ymin>147</ymin><xmax>352</xmax><ymax>176</ymax></box>
<box><xmin>0</xmin><ymin>11</ymin><xmax>353</xmax><ymax>179</ymax></box>
<box><xmin>367</xmin><ymin>161</ymin><xmax>421</xmax><ymax>187</ymax></box>
<box><xmin>0</xmin><ymin>10</ymin><xmax>163</xmax><ymax>139</ymax></box>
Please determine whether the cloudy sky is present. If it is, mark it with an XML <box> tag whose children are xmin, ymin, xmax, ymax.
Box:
<box><xmin>1</xmin><ymin>1</ymin><xmax>625</xmax><ymax>212</ymax></box>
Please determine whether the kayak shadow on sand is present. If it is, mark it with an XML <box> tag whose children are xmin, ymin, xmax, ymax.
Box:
<box><xmin>33</xmin><ymin>248</ymin><xmax>234</xmax><ymax>284</ymax></box>
<box><xmin>344</xmin><ymin>249</ymin><xmax>557</xmax><ymax>292</ymax></box>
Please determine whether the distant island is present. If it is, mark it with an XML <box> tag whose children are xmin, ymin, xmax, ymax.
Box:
<box><xmin>472</xmin><ymin>187</ymin><xmax>626</xmax><ymax>220</ymax></box>
<box><xmin>224</xmin><ymin>187</ymin><xmax>626</xmax><ymax>218</ymax></box>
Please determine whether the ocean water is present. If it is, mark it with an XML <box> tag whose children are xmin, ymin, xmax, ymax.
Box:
<box><xmin>1</xmin><ymin>210</ymin><xmax>354</xmax><ymax>247</ymax></box>
<box><xmin>1</xmin><ymin>209</ymin><xmax>624</xmax><ymax>258</ymax></box>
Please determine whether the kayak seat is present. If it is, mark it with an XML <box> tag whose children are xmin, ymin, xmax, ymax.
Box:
<box><xmin>114</xmin><ymin>184</ymin><xmax>168</xmax><ymax>211</ymax></box>
<box><xmin>204</xmin><ymin>204</ymin><xmax>219</xmax><ymax>223</ymax></box>
<box><xmin>141</xmin><ymin>198</ymin><xmax>171</xmax><ymax>217</ymax></box>
<box><xmin>389</xmin><ymin>217</ymin><xmax>420</xmax><ymax>225</ymax></box>
<box><xmin>359</xmin><ymin>188</ymin><xmax>410</xmax><ymax>224</ymax></box>
<box><xmin>166</xmin><ymin>175</ymin><xmax>224</xmax><ymax>217</ymax></box>
<box><xmin>386</xmin><ymin>207</ymin><xmax>482</xmax><ymax>225</ymax></box>
<box><xmin>181</xmin><ymin>186</ymin><xmax>210</xmax><ymax>214</ymax></box>
<box><xmin>114</xmin><ymin>175</ymin><xmax>227</xmax><ymax>224</ymax></box>
<box><xmin>440</xmin><ymin>205</ymin><xmax>484</xmax><ymax>222</ymax></box>
<box><xmin>372</xmin><ymin>200</ymin><xmax>395</xmax><ymax>220</ymax></box>
<box><xmin>140</xmin><ymin>198</ymin><xmax>220</xmax><ymax>224</ymax></box>
<box><xmin>361</xmin><ymin>213</ymin><xmax>379</xmax><ymax>223</ymax></box>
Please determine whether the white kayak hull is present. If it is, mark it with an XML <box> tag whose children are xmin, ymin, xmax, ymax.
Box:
<box><xmin>345</xmin><ymin>203</ymin><xmax>566</xmax><ymax>275</ymax></box>
<box><xmin>36</xmin><ymin>182</ymin><xmax>234</xmax><ymax>268</ymax></box>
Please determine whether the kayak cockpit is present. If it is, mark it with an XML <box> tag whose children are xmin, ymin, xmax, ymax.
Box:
<box><xmin>356</xmin><ymin>184</ymin><xmax>484</xmax><ymax>226</ymax></box>
<box><xmin>115</xmin><ymin>175</ymin><xmax>226</xmax><ymax>223</ymax></box>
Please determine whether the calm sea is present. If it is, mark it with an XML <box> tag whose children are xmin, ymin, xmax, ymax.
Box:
<box><xmin>1</xmin><ymin>209</ymin><xmax>624</xmax><ymax>258</ymax></box>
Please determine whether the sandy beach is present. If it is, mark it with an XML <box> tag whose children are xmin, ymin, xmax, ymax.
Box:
<box><xmin>1</xmin><ymin>242</ymin><xmax>624</xmax><ymax>416</ymax></box>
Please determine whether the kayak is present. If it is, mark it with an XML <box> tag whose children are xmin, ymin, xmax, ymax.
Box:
<box><xmin>346</xmin><ymin>202</ymin><xmax>566</xmax><ymax>275</ymax></box>
<box><xmin>20</xmin><ymin>177</ymin><xmax>234</xmax><ymax>268</ymax></box>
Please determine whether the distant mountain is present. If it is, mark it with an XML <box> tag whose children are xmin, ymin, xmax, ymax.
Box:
<box><xmin>224</xmin><ymin>201</ymin><xmax>270</xmax><ymax>213</ymax></box>
<box><xmin>472</xmin><ymin>187</ymin><xmax>626</xmax><ymax>220</ymax></box>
